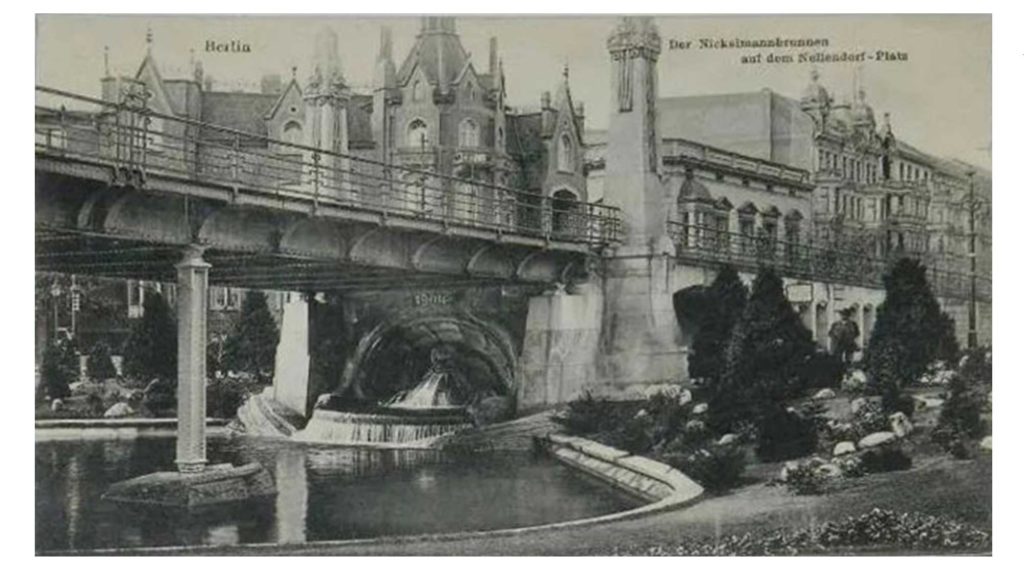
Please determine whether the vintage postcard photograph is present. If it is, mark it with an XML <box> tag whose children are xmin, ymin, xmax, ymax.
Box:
<box><xmin>33</xmin><ymin>12</ymin><xmax>992</xmax><ymax>556</ymax></box>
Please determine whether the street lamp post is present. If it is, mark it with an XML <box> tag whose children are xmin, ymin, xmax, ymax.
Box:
<box><xmin>966</xmin><ymin>169</ymin><xmax>978</xmax><ymax>349</ymax></box>
<box><xmin>50</xmin><ymin>281</ymin><xmax>62</xmax><ymax>340</ymax></box>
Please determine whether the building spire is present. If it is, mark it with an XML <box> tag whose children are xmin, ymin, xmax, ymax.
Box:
<box><xmin>145</xmin><ymin>26</ymin><xmax>153</xmax><ymax>54</ymax></box>
<box><xmin>103</xmin><ymin>45</ymin><xmax>110</xmax><ymax>77</ymax></box>
<box><xmin>378</xmin><ymin>26</ymin><xmax>393</xmax><ymax>61</ymax></box>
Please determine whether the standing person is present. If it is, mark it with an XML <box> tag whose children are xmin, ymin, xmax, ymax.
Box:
<box><xmin>829</xmin><ymin>307</ymin><xmax>860</xmax><ymax>366</ymax></box>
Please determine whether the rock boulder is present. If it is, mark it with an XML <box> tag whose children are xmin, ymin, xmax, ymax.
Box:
<box><xmin>103</xmin><ymin>401</ymin><xmax>135</xmax><ymax>418</ymax></box>
<box><xmin>813</xmin><ymin>388</ymin><xmax>837</xmax><ymax>400</ymax></box>
<box><xmin>858</xmin><ymin>431</ymin><xmax>897</xmax><ymax>449</ymax></box>
<box><xmin>889</xmin><ymin>412</ymin><xmax>914</xmax><ymax>438</ymax></box>
<box><xmin>833</xmin><ymin>441</ymin><xmax>857</xmax><ymax>456</ymax></box>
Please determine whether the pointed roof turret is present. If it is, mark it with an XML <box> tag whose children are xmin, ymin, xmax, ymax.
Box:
<box><xmin>374</xmin><ymin>26</ymin><xmax>397</xmax><ymax>90</ymax></box>
<box><xmin>308</xmin><ymin>26</ymin><xmax>347</xmax><ymax>94</ymax></box>
<box><xmin>396</xmin><ymin>16</ymin><xmax>470</xmax><ymax>91</ymax></box>
<box><xmin>800</xmin><ymin>68</ymin><xmax>831</xmax><ymax>110</ymax></box>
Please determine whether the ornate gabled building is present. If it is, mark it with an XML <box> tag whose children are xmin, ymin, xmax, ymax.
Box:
<box><xmin>98</xmin><ymin>17</ymin><xmax>590</xmax><ymax>230</ymax></box>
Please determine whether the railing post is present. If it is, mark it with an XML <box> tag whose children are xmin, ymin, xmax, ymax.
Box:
<box><xmin>311</xmin><ymin>151</ymin><xmax>321</xmax><ymax>215</ymax></box>
<box><xmin>231</xmin><ymin>134</ymin><xmax>241</xmax><ymax>202</ymax></box>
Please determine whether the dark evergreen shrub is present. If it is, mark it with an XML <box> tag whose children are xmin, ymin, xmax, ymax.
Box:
<box><xmin>756</xmin><ymin>404</ymin><xmax>818</xmax><ymax>462</ymax></box>
<box><xmin>932</xmin><ymin>374</ymin><xmax>986</xmax><ymax>457</ymax></box>
<box><xmin>716</xmin><ymin>268</ymin><xmax>816</xmax><ymax>434</ymax></box>
<box><xmin>599</xmin><ymin>417</ymin><xmax>655</xmax><ymax>455</ymax></box>
<box><xmin>123</xmin><ymin>290</ymin><xmax>176</xmax><ymax>381</ymax></box>
<box><xmin>667</xmin><ymin>445</ymin><xmax>747</xmax><ymax>494</ymax></box>
<box><xmin>555</xmin><ymin>391</ymin><xmax>615</xmax><ymax>435</ymax></box>
<box><xmin>861</xmin><ymin>446</ymin><xmax>913</xmax><ymax>473</ymax></box>
<box><xmin>688</xmin><ymin>265</ymin><xmax>748</xmax><ymax>385</ymax></box>
<box><xmin>142</xmin><ymin>377</ymin><xmax>176</xmax><ymax>416</ymax></box>
<box><xmin>799</xmin><ymin>350</ymin><xmax>846</xmax><ymax>392</ymax></box>
<box><xmin>207</xmin><ymin>376</ymin><xmax>252</xmax><ymax>419</ymax></box>
<box><xmin>864</xmin><ymin>258</ymin><xmax>960</xmax><ymax>409</ymax></box>
<box><xmin>40</xmin><ymin>339</ymin><xmax>76</xmax><ymax>400</ymax></box>
<box><xmin>224</xmin><ymin>290</ymin><xmax>280</xmax><ymax>378</ymax></box>
<box><xmin>86</xmin><ymin>341</ymin><xmax>117</xmax><ymax>381</ymax></box>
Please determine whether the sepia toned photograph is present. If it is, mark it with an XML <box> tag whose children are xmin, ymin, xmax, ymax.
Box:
<box><xmin>34</xmin><ymin>12</ymin><xmax>992</xmax><ymax>556</ymax></box>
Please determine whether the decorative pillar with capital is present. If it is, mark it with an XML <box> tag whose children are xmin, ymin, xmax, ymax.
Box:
<box><xmin>175</xmin><ymin>245</ymin><xmax>210</xmax><ymax>474</ymax></box>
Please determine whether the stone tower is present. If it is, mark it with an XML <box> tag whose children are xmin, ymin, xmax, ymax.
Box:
<box><xmin>304</xmin><ymin>26</ymin><xmax>351</xmax><ymax>196</ymax></box>
<box><xmin>598</xmin><ymin>17</ymin><xmax>683</xmax><ymax>393</ymax></box>
<box><xmin>603</xmin><ymin>16</ymin><xmax>669</xmax><ymax>252</ymax></box>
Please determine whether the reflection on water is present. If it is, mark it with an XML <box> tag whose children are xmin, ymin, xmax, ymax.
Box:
<box><xmin>36</xmin><ymin>435</ymin><xmax>640</xmax><ymax>552</ymax></box>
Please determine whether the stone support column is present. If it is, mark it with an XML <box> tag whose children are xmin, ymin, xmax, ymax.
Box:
<box><xmin>174</xmin><ymin>245</ymin><xmax>210</xmax><ymax>474</ymax></box>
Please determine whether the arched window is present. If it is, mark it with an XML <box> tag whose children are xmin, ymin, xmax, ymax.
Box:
<box><xmin>407</xmin><ymin>119</ymin><xmax>429</xmax><ymax>148</ymax></box>
<box><xmin>282</xmin><ymin>121</ymin><xmax>303</xmax><ymax>146</ymax></box>
<box><xmin>497</xmin><ymin>127</ymin><xmax>504</xmax><ymax>148</ymax></box>
<box><xmin>558</xmin><ymin>133</ymin><xmax>573</xmax><ymax>172</ymax></box>
<box><xmin>458</xmin><ymin>118</ymin><xmax>479</xmax><ymax>148</ymax></box>
<box><xmin>412</xmin><ymin>80</ymin><xmax>424</xmax><ymax>102</ymax></box>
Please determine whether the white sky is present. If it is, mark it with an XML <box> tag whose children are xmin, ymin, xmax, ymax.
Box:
<box><xmin>36</xmin><ymin>14</ymin><xmax>991</xmax><ymax>168</ymax></box>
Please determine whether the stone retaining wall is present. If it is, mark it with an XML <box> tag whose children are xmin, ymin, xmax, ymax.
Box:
<box><xmin>542</xmin><ymin>433</ymin><xmax>704</xmax><ymax>504</ymax></box>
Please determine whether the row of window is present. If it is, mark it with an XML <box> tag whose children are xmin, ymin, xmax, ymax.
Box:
<box><xmin>819</xmin><ymin>149</ymin><xmax>880</xmax><ymax>184</ymax></box>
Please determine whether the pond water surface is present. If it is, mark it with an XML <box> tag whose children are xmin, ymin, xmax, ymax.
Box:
<box><xmin>36</xmin><ymin>434</ymin><xmax>640</xmax><ymax>552</ymax></box>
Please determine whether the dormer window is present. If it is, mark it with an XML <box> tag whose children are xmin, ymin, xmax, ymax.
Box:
<box><xmin>558</xmin><ymin>133</ymin><xmax>573</xmax><ymax>172</ymax></box>
<box><xmin>458</xmin><ymin>118</ymin><xmax>479</xmax><ymax>148</ymax></box>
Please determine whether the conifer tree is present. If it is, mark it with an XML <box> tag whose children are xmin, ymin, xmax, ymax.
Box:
<box><xmin>224</xmin><ymin>290</ymin><xmax>280</xmax><ymax>378</ymax></box>
<box><xmin>86</xmin><ymin>340</ymin><xmax>118</xmax><ymax>380</ymax></box>
<box><xmin>714</xmin><ymin>267</ymin><xmax>816</xmax><ymax>431</ymax></box>
<box><xmin>40</xmin><ymin>338</ymin><xmax>76</xmax><ymax>400</ymax></box>
<box><xmin>865</xmin><ymin>258</ymin><xmax>959</xmax><ymax>407</ymax></box>
<box><xmin>689</xmin><ymin>265</ymin><xmax>748</xmax><ymax>385</ymax></box>
<box><xmin>122</xmin><ymin>290</ymin><xmax>177</xmax><ymax>381</ymax></box>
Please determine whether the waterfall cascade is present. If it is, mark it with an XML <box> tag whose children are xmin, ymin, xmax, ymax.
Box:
<box><xmin>291</xmin><ymin>356</ymin><xmax>474</xmax><ymax>447</ymax></box>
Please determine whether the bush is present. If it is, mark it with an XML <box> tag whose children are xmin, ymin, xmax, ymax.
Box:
<box><xmin>850</xmin><ymin>397</ymin><xmax>889</xmax><ymax>438</ymax></box>
<box><xmin>864</xmin><ymin>259</ymin><xmax>959</xmax><ymax>403</ymax></box>
<box><xmin>756</xmin><ymin>404</ymin><xmax>818</xmax><ymax>462</ymax></box>
<box><xmin>782</xmin><ymin>460</ymin><xmax>829</xmax><ymax>495</ymax></box>
<box><xmin>861</xmin><ymin>446</ymin><xmax>912</xmax><ymax>473</ymax></box>
<box><xmin>123</xmin><ymin>291</ymin><xmax>176</xmax><ymax>381</ymax></box>
<box><xmin>719</xmin><ymin>268</ymin><xmax>817</xmax><ymax>434</ymax></box>
<box><xmin>142</xmin><ymin>377</ymin><xmax>176</xmax><ymax>416</ymax></box>
<box><xmin>614</xmin><ymin>508</ymin><xmax>990</xmax><ymax>555</ymax></box>
<box><xmin>555</xmin><ymin>391</ymin><xmax>619</xmax><ymax>436</ymax></box>
<box><xmin>688</xmin><ymin>265</ymin><xmax>748</xmax><ymax>386</ymax></box>
<box><xmin>40</xmin><ymin>338</ymin><xmax>77</xmax><ymax>400</ymax></box>
<box><xmin>207</xmin><ymin>376</ymin><xmax>254</xmax><ymax>419</ymax></box>
<box><xmin>667</xmin><ymin>445</ymin><xmax>747</xmax><ymax>494</ymax></box>
<box><xmin>799</xmin><ymin>351</ymin><xmax>846</xmax><ymax>392</ymax></box>
<box><xmin>958</xmin><ymin>347</ymin><xmax>992</xmax><ymax>387</ymax></box>
<box><xmin>932</xmin><ymin>374</ymin><xmax>986</xmax><ymax>457</ymax></box>
<box><xmin>884</xmin><ymin>391</ymin><xmax>916</xmax><ymax>419</ymax></box>
<box><xmin>86</xmin><ymin>341</ymin><xmax>118</xmax><ymax>381</ymax></box>
<box><xmin>223</xmin><ymin>290</ymin><xmax>280</xmax><ymax>378</ymax></box>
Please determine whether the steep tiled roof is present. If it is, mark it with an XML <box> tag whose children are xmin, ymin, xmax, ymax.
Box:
<box><xmin>396</xmin><ymin>28</ymin><xmax>470</xmax><ymax>89</ymax></box>
<box><xmin>200</xmin><ymin>91</ymin><xmax>277</xmax><ymax>138</ymax></box>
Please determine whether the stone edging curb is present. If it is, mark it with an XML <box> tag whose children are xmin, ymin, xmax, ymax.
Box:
<box><xmin>47</xmin><ymin>433</ymin><xmax>705</xmax><ymax>556</ymax></box>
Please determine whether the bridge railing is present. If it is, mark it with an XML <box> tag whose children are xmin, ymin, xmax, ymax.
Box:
<box><xmin>35</xmin><ymin>86</ymin><xmax>622</xmax><ymax>247</ymax></box>
<box><xmin>666</xmin><ymin>221</ymin><xmax>991</xmax><ymax>302</ymax></box>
